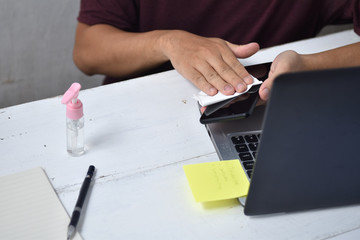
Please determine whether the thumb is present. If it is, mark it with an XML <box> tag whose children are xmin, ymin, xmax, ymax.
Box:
<box><xmin>227</xmin><ymin>42</ymin><xmax>260</xmax><ymax>58</ymax></box>
<box><xmin>259</xmin><ymin>75</ymin><xmax>275</xmax><ymax>101</ymax></box>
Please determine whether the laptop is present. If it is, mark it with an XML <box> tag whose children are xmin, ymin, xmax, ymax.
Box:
<box><xmin>203</xmin><ymin>66</ymin><xmax>360</xmax><ymax>215</ymax></box>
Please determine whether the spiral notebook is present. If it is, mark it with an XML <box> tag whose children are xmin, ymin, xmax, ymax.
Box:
<box><xmin>0</xmin><ymin>168</ymin><xmax>83</xmax><ymax>240</ymax></box>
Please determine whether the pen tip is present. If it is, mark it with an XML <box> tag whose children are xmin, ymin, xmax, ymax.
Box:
<box><xmin>67</xmin><ymin>225</ymin><xmax>75</xmax><ymax>240</ymax></box>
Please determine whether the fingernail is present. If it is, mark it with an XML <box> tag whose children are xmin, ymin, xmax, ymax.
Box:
<box><xmin>224</xmin><ymin>84</ymin><xmax>234</xmax><ymax>93</ymax></box>
<box><xmin>261</xmin><ymin>88</ymin><xmax>270</xmax><ymax>100</ymax></box>
<box><xmin>236</xmin><ymin>83</ymin><xmax>246</xmax><ymax>92</ymax></box>
<box><xmin>244</xmin><ymin>75</ymin><xmax>253</xmax><ymax>84</ymax></box>
<box><xmin>209</xmin><ymin>87</ymin><xmax>217</xmax><ymax>95</ymax></box>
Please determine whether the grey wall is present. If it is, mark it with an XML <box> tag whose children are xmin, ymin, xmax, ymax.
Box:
<box><xmin>0</xmin><ymin>0</ymin><xmax>102</xmax><ymax>108</ymax></box>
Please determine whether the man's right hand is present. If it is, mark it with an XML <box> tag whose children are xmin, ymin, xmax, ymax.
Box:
<box><xmin>160</xmin><ymin>30</ymin><xmax>259</xmax><ymax>96</ymax></box>
<box><xmin>74</xmin><ymin>24</ymin><xmax>259</xmax><ymax>95</ymax></box>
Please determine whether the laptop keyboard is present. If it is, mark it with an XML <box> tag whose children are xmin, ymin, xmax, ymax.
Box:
<box><xmin>230</xmin><ymin>132</ymin><xmax>261</xmax><ymax>179</ymax></box>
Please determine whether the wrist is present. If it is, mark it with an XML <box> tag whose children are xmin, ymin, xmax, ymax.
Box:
<box><xmin>158</xmin><ymin>30</ymin><xmax>194</xmax><ymax>61</ymax></box>
<box><xmin>156</xmin><ymin>30</ymin><xmax>181</xmax><ymax>61</ymax></box>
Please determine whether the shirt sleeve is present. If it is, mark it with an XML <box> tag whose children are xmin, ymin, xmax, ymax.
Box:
<box><xmin>353</xmin><ymin>0</ymin><xmax>360</xmax><ymax>35</ymax></box>
<box><xmin>324</xmin><ymin>0</ymin><xmax>360</xmax><ymax>36</ymax></box>
<box><xmin>77</xmin><ymin>0</ymin><xmax>138</xmax><ymax>32</ymax></box>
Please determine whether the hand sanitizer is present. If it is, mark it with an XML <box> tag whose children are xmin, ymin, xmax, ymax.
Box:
<box><xmin>61</xmin><ymin>83</ymin><xmax>85</xmax><ymax>156</ymax></box>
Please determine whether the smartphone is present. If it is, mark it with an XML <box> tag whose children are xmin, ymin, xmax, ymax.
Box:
<box><xmin>199</xmin><ymin>62</ymin><xmax>271</xmax><ymax>124</ymax></box>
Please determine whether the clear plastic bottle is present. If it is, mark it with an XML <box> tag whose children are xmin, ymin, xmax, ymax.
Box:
<box><xmin>62</xmin><ymin>83</ymin><xmax>85</xmax><ymax>156</ymax></box>
<box><xmin>66</xmin><ymin>117</ymin><xmax>85</xmax><ymax>156</ymax></box>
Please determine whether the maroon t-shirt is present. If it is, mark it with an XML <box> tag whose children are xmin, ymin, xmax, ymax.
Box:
<box><xmin>77</xmin><ymin>0</ymin><xmax>360</xmax><ymax>83</ymax></box>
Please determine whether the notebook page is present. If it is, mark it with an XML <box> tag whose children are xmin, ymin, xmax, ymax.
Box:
<box><xmin>0</xmin><ymin>168</ymin><xmax>83</xmax><ymax>240</ymax></box>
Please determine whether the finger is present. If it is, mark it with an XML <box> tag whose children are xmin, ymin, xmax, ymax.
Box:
<box><xmin>225</xmin><ymin>55</ymin><xmax>254</xmax><ymax>85</ymax></box>
<box><xmin>259</xmin><ymin>76</ymin><xmax>275</xmax><ymax>101</ymax></box>
<box><xmin>195</xmin><ymin>61</ymin><xmax>237</xmax><ymax>95</ymax></box>
<box><xmin>258</xmin><ymin>60</ymin><xmax>281</xmax><ymax>101</ymax></box>
<box><xmin>208</xmin><ymin>56</ymin><xmax>249</xmax><ymax>93</ymax></box>
<box><xmin>224</xmin><ymin>42</ymin><xmax>261</xmax><ymax>89</ymax></box>
<box><xmin>181</xmin><ymin>66</ymin><xmax>218</xmax><ymax>96</ymax></box>
<box><xmin>228</xmin><ymin>42</ymin><xmax>260</xmax><ymax>58</ymax></box>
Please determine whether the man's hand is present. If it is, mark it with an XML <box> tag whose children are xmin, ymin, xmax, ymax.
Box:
<box><xmin>161</xmin><ymin>30</ymin><xmax>259</xmax><ymax>96</ymax></box>
<box><xmin>259</xmin><ymin>50</ymin><xmax>304</xmax><ymax>101</ymax></box>
<box><xmin>259</xmin><ymin>42</ymin><xmax>360</xmax><ymax>101</ymax></box>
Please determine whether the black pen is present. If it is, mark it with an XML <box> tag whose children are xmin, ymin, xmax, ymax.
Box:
<box><xmin>67</xmin><ymin>165</ymin><xmax>95</xmax><ymax>240</ymax></box>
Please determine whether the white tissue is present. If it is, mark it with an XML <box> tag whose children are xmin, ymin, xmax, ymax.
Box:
<box><xmin>193</xmin><ymin>76</ymin><xmax>262</xmax><ymax>106</ymax></box>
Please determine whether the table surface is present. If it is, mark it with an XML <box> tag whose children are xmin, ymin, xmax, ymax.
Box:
<box><xmin>1</xmin><ymin>30</ymin><xmax>360</xmax><ymax>240</ymax></box>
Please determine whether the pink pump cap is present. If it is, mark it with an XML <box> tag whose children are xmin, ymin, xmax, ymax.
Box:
<box><xmin>61</xmin><ymin>83</ymin><xmax>83</xmax><ymax>120</ymax></box>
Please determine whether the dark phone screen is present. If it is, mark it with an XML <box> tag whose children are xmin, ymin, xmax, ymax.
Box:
<box><xmin>200</xmin><ymin>91</ymin><xmax>259</xmax><ymax>124</ymax></box>
<box><xmin>199</xmin><ymin>62</ymin><xmax>271</xmax><ymax>124</ymax></box>
<box><xmin>245</xmin><ymin>62</ymin><xmax>271</xmax><ymax>82</ymax></box>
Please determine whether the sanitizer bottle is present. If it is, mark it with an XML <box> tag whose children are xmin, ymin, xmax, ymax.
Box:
<box><xmin>61</xmin><ymin>83</ymin><xmax>85</xmax><ymax>156</ymax></box>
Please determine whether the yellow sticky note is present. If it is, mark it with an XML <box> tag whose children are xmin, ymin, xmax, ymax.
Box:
<box><xmin>183</xmin><ymin>160</ymin><xmax>249</xmax><ymax>202</ymax></box>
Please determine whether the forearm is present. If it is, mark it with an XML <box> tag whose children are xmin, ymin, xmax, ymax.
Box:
<box><xmin>73</xmin><ymin>22</ymin><xmax>170</xmax><ymax>76</ymax></box>
<box><xmin>73</xmin><ymin>22</ymin><xmax>260</xmax><ymax>96</ymax></box>
<box><xmin>259</xmin><ymin>42</ymin><xmax>360</xmax><ymax>101</ymax></box>
<box><xmin>301</xmin><ymin>42</ymin><xmax>360</xmax><ymax>70</ymax></box>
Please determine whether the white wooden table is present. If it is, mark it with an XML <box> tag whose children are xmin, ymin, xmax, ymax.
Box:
<box><xmin>1</xmin><ymin>30</ymin><xmax>360</xmax><ymax>240</ymax></box>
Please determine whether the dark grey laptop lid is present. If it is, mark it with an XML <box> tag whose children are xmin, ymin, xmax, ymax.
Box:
<box><xmin>244</xmin><ymin>67</ymin><xmax>360</xmax><ymax>215</ymax></box>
